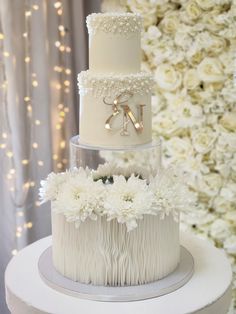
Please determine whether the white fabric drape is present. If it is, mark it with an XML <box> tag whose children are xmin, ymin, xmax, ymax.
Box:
<box><xmin>0</xmin><ymin>0</ymin><xmax>100</xmax><ymax>313</ymax></box>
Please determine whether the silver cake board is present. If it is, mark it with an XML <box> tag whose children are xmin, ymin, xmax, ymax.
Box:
<box><xmin>38</xmin><ymin>246</ymin><xmax>194</xmax><ymax>302</ymax></box>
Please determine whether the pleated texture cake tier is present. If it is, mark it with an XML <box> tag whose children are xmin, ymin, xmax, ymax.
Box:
<box><xmin>78</xmin><ymin>13</ymin><xmax>153</xmax><ymax>148</ymax></box>
<box><xmin>52</xmin><ymin>213</ymin><xmax>179</xmax><ymax>286</ymax></box>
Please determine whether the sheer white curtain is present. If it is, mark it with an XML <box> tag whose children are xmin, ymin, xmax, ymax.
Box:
<box><xmin>0</xmin><ymin>0</ymin><xmax>100</xmax><ymax>313</ymax></box>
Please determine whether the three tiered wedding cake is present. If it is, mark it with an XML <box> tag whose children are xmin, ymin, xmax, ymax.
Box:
<box><xmin>40</xmin><ymin>13</ymin><xmax>194</xmax><ymax>288</ymax></box>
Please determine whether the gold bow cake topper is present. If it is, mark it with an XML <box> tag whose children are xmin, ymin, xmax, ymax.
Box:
<box><xmin>103</xmin><ymin>92</ymin><xmax>145</xmax><ymax>136</ymax></box>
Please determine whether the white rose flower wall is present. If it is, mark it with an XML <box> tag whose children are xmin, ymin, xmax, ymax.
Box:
<box><xmin>102</xmin><ymin>0</ymin><xmax>236</xmax><ymax>306</ymax></box>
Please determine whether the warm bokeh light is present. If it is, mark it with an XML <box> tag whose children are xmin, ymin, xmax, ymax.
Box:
<box><xmin>0</xmin><ymin>0</ymin><xmax>73</xmax><ymax>261</ymax></box>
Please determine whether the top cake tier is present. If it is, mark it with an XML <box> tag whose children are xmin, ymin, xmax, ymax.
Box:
<box><xmin>87</xmin><ymin>13</ymin><xmax>142</xmax><ymax>74</ymax></box>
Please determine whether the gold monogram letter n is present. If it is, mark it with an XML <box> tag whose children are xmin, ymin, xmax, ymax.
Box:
<box><xmin>103</xmin><ymin>92</ymin><xmax>145</xmax><ymax>136</ymax></box>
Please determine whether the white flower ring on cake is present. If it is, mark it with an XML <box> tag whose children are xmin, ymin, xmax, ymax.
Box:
<box><xmin>40</xmin><ymin>164</ymin><xmax>196</xmax><ymax>232</ymax></box>
<box><xmin>103</xmin><ymin>174</ymin><xmax>155</xmax><ymax>231</ymax></box>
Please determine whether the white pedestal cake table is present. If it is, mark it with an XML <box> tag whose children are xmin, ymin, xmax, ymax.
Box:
<box><xmin>5</xmin><ymin>232</ymin><xmax>232</xmax><ymax>314</ymax></box>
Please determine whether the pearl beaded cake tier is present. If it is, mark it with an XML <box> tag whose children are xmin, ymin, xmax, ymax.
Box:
<box><xmin>52</xmin><ymin>212</ymin><xmax>180</xmax><ymax>286</ymax></box>
<box><xmin>78</xmin><ymin>71</ymin><xmax>153</xmax><ymax>148</ymax></box>
<box><xmin>87</xmin><ymin>13</ymin><xmax>142</xmax><ymax>74</ymax></box>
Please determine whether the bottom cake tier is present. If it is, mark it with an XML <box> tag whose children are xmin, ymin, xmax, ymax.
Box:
<box><xmin>52</xmin><ymin>212</ymin><xmax>180</xmax><ymax>286</ymax></box>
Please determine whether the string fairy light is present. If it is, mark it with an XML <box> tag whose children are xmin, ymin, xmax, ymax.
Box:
<box><xmin>0</xmin><ymin>20</ymin><xmax>25</xmax><ymax>251</ymax></box>
<box><xmin>0</xmin><ymin>0</ymin><xmax>73</xmax><ymax>256</ymax></box>
<box><xmin>51</xmin><ymin>0</ymin><xmax>73</xmax><ymax>171</ymax></box>
<box><xmin>0</xmin><ymin>0</ymin><xmax>38</xmax><ymax>255</ymax></box>
<box><xmin>54</xmin><ymin>1</ymin><xmax>62</xmax><ymax>9</ymax></box>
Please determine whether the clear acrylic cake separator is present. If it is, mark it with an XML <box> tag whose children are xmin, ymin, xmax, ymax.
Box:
<box><xmin>69</xmin><ymin>135</ymin><xmax>162</xmax><ymax>173</ymax></box>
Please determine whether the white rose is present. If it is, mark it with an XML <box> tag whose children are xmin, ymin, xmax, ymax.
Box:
<box><xmin>217</xmin><ymin>130</ymin><xmax>236</xmax><ymax>153</ymax></box>
<box><xmin>204</xmin><ymin>98</ymin><xmax>226</xmax><ymax>115</ymax></box>
<box><xmin>156</xmin><ymin>3</ymin><xmax>178</xmax><ymax>18</ymax></box>
<box><xmin>206</xmin><ymin>114</ymin><xmax>219</xmax><ymax>126</ymax></box>
<box><xmin>221</xmin><ymin>83</ymin><xmax>236</xmax><ymax>104</ymax></box>
<box><xmin>187</xmin><ymin>48</ymin><xmax>206</xmax><ymax>66</ymax></box>
<box><xmin>196</xmin><ymin>0</ymin><xmax>215</xmax><ymax>10</ymax></box>
<box><xmin>155</xmin><ymin>64</ymin><xmax>182</xmax><ymax>91</ymax></box>
<box><xmin>207</xmin><ymin>36</ymin><xmax>227</xmax><ymax>57</ymax></box>
<box><xmin>210</xmin><ymin>219</ymin><xmax>231</xmax><ymax>241</ymax></box>
<box><xmin>215</xmin><ymin>163</ymin><xmax>231</xmax><ymax>179</ymax></box>
<box><xmin>199</xmin><ymin>173</ymin><xmax>223</xmax><ymax>197</ymax></box>
<box><xmin>220</xmin><ymin>182</ymin><xmax>236</xmax><ymax>202</ymax></box>
<box><xmin>183</xmin><ymin>69</ymin><xmax>200</xmax><ymax>90</ymax></box>
<box><xmin>175</xmin><ymin>31</ymin><xmax>193</xmax><ymax>50</ymax></box>
<box><xmin>195</xmin><ymin>32</ymin><xmax>227</xmax><ymax>56</ymax></box>
<box><xmin>127</xmin><ymin>0</ymin><xmax>157</xmax><ymax>27</ymax></box>
<box><xmin>178</xmin><ymin>154</ymin><xmax>209</xmax><ymax>187</ymax></box>
<box><xmin>165</xmin><ymin>137</ymin><xmax>193</xmax><ymax>161</ymax></box>
<box><xmin>188</xmin><ymin>90</ymin><xmax>206</xmax><ymax>104</ymax></box>
<box><xmin>197</xmin><ymin>58</ymin><xmax>225</xmax><ymax>83</ymax></box>
<box><xmin>143</xmin><ymin>15</ymin><xmax>158</xmax><ymax>29</ymax></box>
<box><xmin>151</xmin><ymin>94</ymin><xmax>164</xmax><ymax>114</ymax></box>
<box><xmin>152</xmin><ymin>111</ymin><xmax>181</xmax><ymax>137</ymax></box>
<box><xmin>213</xmin><ymin>196</ymin><xmax>234</xmax><ymax>213</ymax></box>
<box><xmin>202</xmin><ymin>11</ymin><xmax>224</xmax><ymax>32</ymax></box>
<box><xmin>191</xmin><ymin>127</ymin><xmax>217</xmax><ymax>154</ymax></box>
<box><xmin>179</xmin><ymin>104</ymin><xmax>204</xmax><ymax>128</ymax></box>
<box><xmin>147</xmin><ymin>25</ymin><xmax>162</xmax><ymax>40</ymax></box>
<box><xmin>186</xmin><ymin>1</ymin><xmax>202</xmax><ymax>20</ymax></box>
<box><xmin>153</xmin><ymin>46</ymin><xmax>173</xmax><ymax>65</ymax></box>
<box><xmin>225</xmin><ymin>211</ymin><xmax>236</xmax><ymax>224</ymax></box>
<box><xmin>219</xmin><ymin>50</ymin><xmax>235</xmax><ymax>75</ymax></box>
<box><xmin>162</xmin><ymin>92</ymin><xmax>204</xmax><ymax>127</ymax></box>
<box><xmin>224</xmin><ymin>236</ymin><xmax>236</xmax><ymax>255</ymax></box>
<box><xmin>220</xmin><ymin>112</ymin><xmax>236</xmax><ymax>132</ymax></box>
<box><xmin>160</xmin><ymin>14</ymin><xmax>180</xmax><ymax>34</ymax></box>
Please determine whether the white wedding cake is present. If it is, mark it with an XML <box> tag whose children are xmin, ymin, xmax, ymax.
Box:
<box><xmin>40</xmin><ymin>13</ymin><xmax>194</xmax><ymax>287</ymax></box>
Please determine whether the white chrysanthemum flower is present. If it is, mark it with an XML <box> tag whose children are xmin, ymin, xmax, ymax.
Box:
<box><xmin>104</xmin><ymin>175</ymin><xmax>155</xmax><ymax>231</ymax></box>
<box><xmin>150</xmin><ymin>169</ymin><xmax>197</xmax><ymax>221</ymax></box>
<box><xmin>119</xmin><ymin>165</ymin><xmax>150</xmax><ymax>180</ymax></box>
<box><xmin>54</xmin><ymin>174</ymin><xmax>105</xmax><ymax>228</ymax></box>
<box><xmin>93</xmin><ymin>161</ymin><xmax>152</xmax><ymax>181</ymax></box>
<box><xmin>92</xmin><ymin>162</ymin><xmax>118</xmax><ymax>181</ymax></box>
<box><xmin>39</xmin><ymin>172</ymin><xmax>69</xmax><ymax>203</ymax></box>
<box><xmin>39</xmin><ymin>167</ymin><xmax>91</xmax><ymax>203</ymax></box>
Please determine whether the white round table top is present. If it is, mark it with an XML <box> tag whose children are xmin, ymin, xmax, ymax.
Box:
<box><xmin>5</xmin><ymin>232</ymin><xmax>232</xmax><ymax>314</ymax></box>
